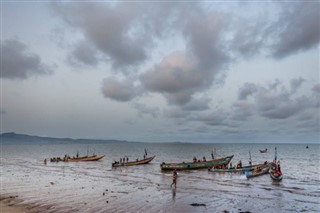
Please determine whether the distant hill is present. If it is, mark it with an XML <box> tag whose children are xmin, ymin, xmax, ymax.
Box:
<box><xmin>0</xmin><ymin>132</ymin><xmax>130</xmax><ymax>144</ymax></box>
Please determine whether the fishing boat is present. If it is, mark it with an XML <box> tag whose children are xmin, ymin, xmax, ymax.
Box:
<box><xmin>259</xmin><ymin>148</ymin><xmax>268</xmax><ymax>153</ymax></box>
<box><xmin>64</xmin><ymin>155</ymin><xmax>105</xmax><ymax>162</ymax></box>
<box><xmin>269</xmin><ymin>162</ymin><xmax>283</xmax><ymax>181</ymax></box>
<box><xmin>269</xmin><ymin>147</ymin><xmax>283</xmax><ymax>181</ymax></box>
<box><xmin>209</xmin><ymin>162</ymin><xmax>269</xmax><ymax>173</ymax></box>
<box><xmin>245</xmin><ymin>164</ymin><xmax>270</xmax><ymax>178</ymax></box>
<box><xmin>112</xmin><ymin>155</ymin><xmax>155</xmax><ymax>167</ymax></box>
<box><xmin>160</xmin><ymin>155</ymin><xmax>233</xmax><ymax>171</ymax></box>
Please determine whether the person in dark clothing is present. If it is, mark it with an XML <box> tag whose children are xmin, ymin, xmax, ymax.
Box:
<box><xmin>170</xmin><ymin>170</ymin><xmax>178</xmax><ymax>188</ymax></box>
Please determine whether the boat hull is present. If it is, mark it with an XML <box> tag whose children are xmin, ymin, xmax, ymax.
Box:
<box><xmin>269</xmin><ymin>162</ymin><xmax>283</xmax><ymax>181</ymax></box>
<box><xmin>209</xmin><ymin>162</ymin><xmax>268</xmax><ymax>173</ymax></box>
<box><xmin>245</xmin><ymin>164</ymin><xmax>270</xmax><ymax>178</ymax></box>
<box><xmin>64</xmin><ymin>155</ymin><xmax>105</xmax><ymax>162</ymax></box>
<box><xmin>259</xmin><ymin>149</ymin><xmax>267</xmax><ymax>153</ymax></box>
<box><xmin>112</xmin><ymin>156</ymin><xmax>155</xmax><ymax>167</ymax></box>
<box><xmin>160</xmin><ymin>155</ymin><xmax>233</xmax><ymax>171</ymax></box>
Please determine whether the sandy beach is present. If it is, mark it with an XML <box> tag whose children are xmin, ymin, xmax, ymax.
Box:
<box><xmin>0</xmin><ymin>195</ymin><xmax>58</xmax><ymax>213</ymax></box>
<box><xmin>0</xmin><ymin>196</ymin><xmax>30</xmax><ymax>213</ymax></box>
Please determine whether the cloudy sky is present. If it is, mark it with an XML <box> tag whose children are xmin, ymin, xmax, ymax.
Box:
<box><xmin>1</xmin><ymin>1</ymin><xmax>319</xmax><ymax>143</ymax></box>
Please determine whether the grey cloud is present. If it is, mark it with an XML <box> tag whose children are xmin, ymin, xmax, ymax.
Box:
<box><xmin>141</xmin><ymin>9</ymin><xmax>232</xmax><ymax>106</ymax></box>
<box><xmin>53</xmin><ymin>2</ymin><xmax>319</xmax><ymax>112</ymax></box>
<box><xmin>141</xmin><ymin>52</ymin><xmax>212</xmax><ymax>106</ymax></box>
<box><xmin>258</xmin><ymin>96</ymin><xmax>309</xmax><ymax>119</ymax></box>
<box><xmin>101</xmin><ymin>77</ymin><xmax>141</xmax><ymax>102</ymax></box>
<box><xmin>290</xmin><ymin>77</ymin><xmax>305</xmax><ymax>90</ymax></box>
<box><xmin>165</xmin><ymin>108</ymin><xmax>190</xmax><ymax>119</ymax></box>
<box><xmin>271</xmin><ymin>2</ymin><xmax>320</xmax><ymax>58</ymax></box>
<box><xmin>312</xmin><ymin>83</ymin><xmax>320</xmax><ymax>93</ymax></box>
<box><xmin>236</xmin><ymin>79</ymin><xmax>317</xmax><ymax>120</ymax></box>
<box><xmin>296</xmin><ymin>110</ymin><xmax>320</xmax><ymax>131</ymax></box>
<box><xmin>52</xmin><ymin>2</ymin><xmax>180</xmax><ymax>70</ymax></box>
<box><xmin>194</xmin><ymin>109</ymin><xmax>229</xmax><ymax>126</ymax></box>
<box><xmin>290</xmin><ymin>77</ymin><xmax>305</xmax><ymax>93</ymax></box>
<box><xmin>268</xmin><ymin>79</ymin><xmax>282</xmax><ymax>91</ymax></box>
<box><xmin>1</xmin><ymin>39</ymin><xmax>52</xmax><ymax>79</ymax></box>
<box><xmin>181</xmin><ymin>97</ymin><xmax>210</xmax><ymax>111</ymax></box>
<box><xmin>238</xmin><ymin>83</ymin><xmax>258</xmax><ymax>100</ymax></box>
<box><xmin>68</xmin><ymin>41</ymin><xmax>99</xmax><ymax>66</ymax></box>
<box><xmin>133</xmin><ymin>103</ymin><xmax>160</xmax><ymax>118</ymax></box>
<box><xmin>52</xmin><ymin>3</ymin><xmax>149</xmax><ymax>69</ymax></box>
<box><xmin>231</xmin><ymin>101</ymin><xmax>254</xmax><ymax>121</ymax></box>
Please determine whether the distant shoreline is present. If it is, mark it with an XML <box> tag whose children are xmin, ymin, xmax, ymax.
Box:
<box><xmin>1</xmin><ymin>132</ymin><xmax>319</xmax><ymax>144</ymax></box>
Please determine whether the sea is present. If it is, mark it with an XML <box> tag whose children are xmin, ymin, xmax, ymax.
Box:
<box><xmin>1</xmin><ymin>142</ymin><xmax>319</xmax><ymax>213</ymax></box>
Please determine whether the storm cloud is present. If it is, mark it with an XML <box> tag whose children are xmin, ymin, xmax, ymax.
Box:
<box><xmin>236</xmin><ymin>79</ymin><xmax>318</xmax><ymax>120</ymax></box>
<box><xmin>1</xmin><ymin>39</ymin><xmax>52</xmax><ymax>79</ymax></box>
<box><xmin>271</xmin><ymin>2</ymin><xmax>320</xmax><ymax>58</ymax></box>
<box><xmin>52</xmin><ymin>1</ymin><xmax>319</xmax><ymax>109</ymax></box>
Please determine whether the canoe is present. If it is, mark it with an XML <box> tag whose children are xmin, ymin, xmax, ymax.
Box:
<box><xmin>112</xmin><ymin>155</ymin><xmax>155</xmax><ymax>167</ymax></box>
<box><xmin>160</xmin><ymin>155</ymin><xmax>233</xmax><ymax>171</ymax></box>
<box><xmin>209</xmin><ymin>162</ymin><xmax>269</xmax><ymax>173</ymax></box>
<box><xmin>245</xmin><ymin>164</ymin><xmax>270</xmax><ymax>178</ymax></box>
<box><xmin>259</xmin><ymin>148</ymin><xmax>267</xmax><ymax>153</ymax></box>
<box><xmin>269</xmin><ymin>162</ymin><xmax>283</xmax><ymax>181</ymax></box>
<box><xmin>64</xmin><ymin>155</ymin><xmax>105</xmax><ymax>162</ymax></box>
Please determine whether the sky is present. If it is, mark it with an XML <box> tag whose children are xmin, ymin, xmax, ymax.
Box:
<box><xmin>1</xmin><ymin>1</ymin><xmax>319</xmax><ymax>143</ymax></box>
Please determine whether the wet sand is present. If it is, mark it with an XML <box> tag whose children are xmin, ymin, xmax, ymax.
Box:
<box><xmin>0</xmin><ymin>202</ymin><xmax>27</xmax><ymax>213</ymax></box>
<box><xmin>0</xmin><ymin>195</ymin><xmax>57</xmax><ymax>213</ymax></box>
<box><xmin>0</xmin><ymin>196</ymin><xmax>29</xmax><ymax>213</ymax></box>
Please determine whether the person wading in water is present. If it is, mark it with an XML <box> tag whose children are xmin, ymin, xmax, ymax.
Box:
<box><xmin>170</xmin><ymin>169</ymin><xmax>178</xmax><ymax>188</ymax></box>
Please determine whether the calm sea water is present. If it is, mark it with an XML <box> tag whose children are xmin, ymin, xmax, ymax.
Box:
<box><xmin>1</xmin><ymin>142</ymin><xmax>319</xmax><ymax>213</ymax></box>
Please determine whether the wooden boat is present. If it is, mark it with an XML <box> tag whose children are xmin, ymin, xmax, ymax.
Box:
<box><xmin>259</xmin><ymin>148</ymin><xmax>268</xmax><ymax>153</ymax></box>
<box><xmin>209</xmin><ymin>162</ymin><xmax>269</xmax><ymax>173</ymax></box>
<box><xmin>112</xmin><ymin>155</ymin><xmax>155</xmax><ymax>167</ymax></box>
<box><xmin>245</xmin><ymin>164</ymin><xmax>270</xmax><ymax>178</ymax></box>
<box><xmin>64</xmin><ymin>155</ymin><xmax>105</xmax><ymax>162</ymax></box>
<box><xmin>269</xmin><ymin>162</ymin><xmax>283</xmax><ymax>181</ymax></box>
<box><xmin>160</xmin><ymin>155</ymin><xmax>233</xmax><ymax>171</ymax></box>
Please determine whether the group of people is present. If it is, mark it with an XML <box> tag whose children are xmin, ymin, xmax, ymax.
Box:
<box><xmin>50</xmin><ymin>157</ymin><xmax>63</xmax><ymax>162</ymax></box>
<box><xmin>192</xmin><ymin>156</ymin><xmax>208</xmax><ymax>163</ymax></box>
<box><xmin>274</xmin><ymin>160</ymin><xmax>282</xmax><ymax>174</ymax></box>
<box><xmin>47</xmin><ymin>153</ymin><xmax>81</xmax><ymax>163</ymax></box>
<box><xmin>119</xmin><ymin>157</ymin><xmax>129</xmax><ymax>163</ymax></box>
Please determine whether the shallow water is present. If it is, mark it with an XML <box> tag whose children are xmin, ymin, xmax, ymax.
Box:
<box><xmin>1</xmin><ymin>142</ymin><xmax>320</xmax><ymax>212</ymax></box>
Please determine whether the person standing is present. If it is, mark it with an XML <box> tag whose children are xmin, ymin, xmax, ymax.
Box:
<box><xmin>170</xmin><ymin>170</ymin><xmax>178</xmax><ymax>188</ymax></box>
